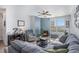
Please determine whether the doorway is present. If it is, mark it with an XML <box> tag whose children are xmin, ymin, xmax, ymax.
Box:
<box><xmin>0</xmin><ymin>8</ymin><xmax>6</xmax><ymax>52</ymax></box>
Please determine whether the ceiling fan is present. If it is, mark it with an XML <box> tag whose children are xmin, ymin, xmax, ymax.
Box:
<box><xmin>38</xmin><ymin>10</ymin><xmax>52</xmax><ymax>16</ymax></box>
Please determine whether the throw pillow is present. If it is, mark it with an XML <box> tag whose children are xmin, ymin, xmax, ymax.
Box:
<box><xmin>59</xmin><ymin>34</ymin><xmax>68</xmax><ymax>43</ymax></box>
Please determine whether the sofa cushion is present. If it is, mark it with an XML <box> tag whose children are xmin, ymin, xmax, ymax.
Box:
<box><xmin>8</xmin><ymin>46</ymin><xmax>19</xmax><ymax>53</ymax></box>
<box><xmin>65</xmin><ymin>34</ymin><xmax>79</xmax><ymax>44</ymax></box>
<box><xmin>10</xmin><ymin>40</ymin><xmax>25</xmax><ymax>52</ymax></box>
<box><xmin>25</xmin><ymin>30</ymin><xmax>36</xmax><ymax>41</ymax></box>
<box><xmin>51</xmin><ymin>40</ymin><xmax>63</xmax><ymax>45</ymax></box>
<box><xmin>65</xmin><ymin>34</ymin><xmax>79</xmax><ymax>53</ymax></box>
<box><xmin>21</xmin><ymin>43</ymin><xmax>46</xmax><ymax>53</ymax></box>
<box><xmin>68</xmin><ymin>45</ymin><xmax>79</xmax><ymax>51</ymax></box>
<box><xmin>28</xmin><ymin>35</ymin><xmax>38</xmax><ymax>42</ymax></box>
<box><xmin>51</xmin><ymin>34</ymin><xmax>58</xmax><ymax>39</ymax></box>
<box><xmin>68</xmin><ymin>50</ymin><xmax>79</xmax><ymax>53</ymax></box>
<box><xmin>68</xmin><ymin>41</ymin><xmax>79</xmax><ymax>52</ymax></box>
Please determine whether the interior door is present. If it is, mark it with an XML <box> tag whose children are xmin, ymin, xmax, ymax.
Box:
<box><xmin>0</xmin><ymin>13</ymin><xmax>3</xmax><ymax>40</ymax></box>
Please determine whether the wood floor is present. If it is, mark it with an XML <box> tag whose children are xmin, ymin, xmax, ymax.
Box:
<box><xmin>0</xmin><ymin>40</ymin><xmax>5</xmax><ymax>53</ymax></box>
<box><xmin>0</xmin><ymin>40</ymin><xmax>5</xmax><ymax>48</ymax></box>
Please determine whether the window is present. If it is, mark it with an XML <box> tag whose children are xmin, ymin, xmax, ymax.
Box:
<box><xmin>51</xmin><ymin>17</ymin><xmax>65</xmax><ymax>33</ymax></box>
<box><xmin>56</xmin><ymin>18</ymin><xmax>65</xmax><ymax>32</ymax></box>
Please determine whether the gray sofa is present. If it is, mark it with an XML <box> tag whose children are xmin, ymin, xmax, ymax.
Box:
<box><xmin>8</xmin><ymin>34</ymin><xmax>79</xmax><ymax>53</ymax></box>
<box><xmin>8</xmin><ymin>40</ymin><xmax>46</xmax><ymax>53</ymax></box>
<box><xmin>65</xmin><ymin>34</ymin><xmax>79</xmax><ymax>53</ymax></box>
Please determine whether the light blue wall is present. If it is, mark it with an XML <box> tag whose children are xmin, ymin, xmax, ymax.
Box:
<box><xmin>34</xmin><ymin>16</ymin><xmax>41</xmax><ymax>36</ymax></box>
<box><xmin>41</xmin><ymin>18</ymin><xmax>50</xmax><ymax>34</ymax></box>
<box><xmin>30</xmin><ymin>16</ymin><xmax>41</xmax><ymax>36</ymax></box>
<box><xmin>30</xmin><ymin>16</ymin><xmax>51</xmax><ymax>36</ymax></box>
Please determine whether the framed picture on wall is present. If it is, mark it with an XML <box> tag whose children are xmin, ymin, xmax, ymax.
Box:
<box><xmin>17</xmin><ymin>20</ymin><xmax>25</xmax><ymax>26</ymax></box>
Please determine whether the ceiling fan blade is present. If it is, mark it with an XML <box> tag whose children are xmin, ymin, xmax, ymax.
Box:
<box><xmin>38</xmin><ymin>12</ymin><xmax>41</xmax><ymax>13</ymax></box>
<box><xmin>46</xmin><ymin>11</ymin><xmax>48</xmax><ymax>13</ymax></box>
<box><xmin>43</xmin><ymin>10</ymin><xmax>45</xmax><ymax>12</ymax></box>
<box><xmin>46</xmin><ymin>14</ymin><xmax>51</xmax><ymax>16</ymax></box>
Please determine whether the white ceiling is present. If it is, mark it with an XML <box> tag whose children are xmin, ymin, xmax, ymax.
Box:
<box><xmin>0</xmin><ymin>5</ymin><xmax>74</xmax><ymax>17</ymax></box>
<box><xmin>31</xmin><ymin>5</ymin><xmax>74</xmax><ymax>17</ymax></box>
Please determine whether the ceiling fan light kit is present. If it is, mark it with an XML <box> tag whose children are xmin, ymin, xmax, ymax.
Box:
<box><xmin>38</xmin><ymin>10</ymin><xmax>52</xmax><ymax>16</ymax></box>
